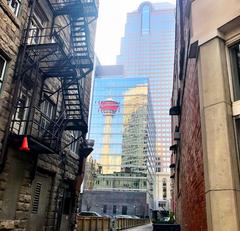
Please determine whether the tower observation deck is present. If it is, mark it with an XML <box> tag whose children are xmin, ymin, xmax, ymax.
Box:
<box><xmin>99</xmin><ymin>98</ymin><xmax>119</xmax><ymax>174</ymax></box>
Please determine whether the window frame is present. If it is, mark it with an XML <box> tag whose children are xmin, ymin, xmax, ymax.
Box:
<box><xmin>0</xmin><ymin>54</ymin><xmax>7</xmax><ymax>93</ymax></box>
<box><xmin>229</xmin><ymin>43</ymin><xmax>240</xmax><ymax>101</ymax></box>
<box><xmin>69</xmin><ymin>130</ymin><xmax>80</xmax><ymax>154</ymax></box>
<box><xmin>227</xmin><ymin>33</ymin><xmax>240</xmax><ymax>189</ymax></box>
<box><xmin>7</xmin><ymin>0</ymin><xmax>21</xmax><ymax>16</ymax></box>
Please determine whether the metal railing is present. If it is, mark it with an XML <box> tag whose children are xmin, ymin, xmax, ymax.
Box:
<box><xmin>10</xmin><ymin>106</ymin><xmax>63</xmax><ymax>152</ymax></box>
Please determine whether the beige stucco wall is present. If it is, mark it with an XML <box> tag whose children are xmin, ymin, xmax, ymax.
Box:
<box><xmin>191</xmin><ymin>1</ymin><xmax>240</xmax><ymax>230</ymax></box>
<box><xmin>191</xmin><ymin>0</ymin><xmax>240</xmax><ymax>44</ymax></box>
<box><xmin>198</xmin><ymin>36</ymin><xmax>240</xmax><ymax>231</ymax></box>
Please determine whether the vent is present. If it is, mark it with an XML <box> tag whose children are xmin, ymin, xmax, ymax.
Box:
<box><xmin>31</xmin><ymin>182</ymin><xmax>42</xmax><ymax>214</ymax></box>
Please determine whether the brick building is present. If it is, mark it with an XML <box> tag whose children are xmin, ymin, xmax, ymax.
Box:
<box><xmin>0</xmin><ymin>0</ymin><xmax>98</xmax><ymax>230</ymax></box>
<box><xmin>171</xmin><ymin>0</ymin><xmax>240</xmax><ymax>231</ymax></box>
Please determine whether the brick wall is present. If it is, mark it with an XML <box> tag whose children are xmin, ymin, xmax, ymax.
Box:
<box><xmin>172</xmin><ymin>0</ymin><xmax>208</xmax><ymax>230</ymax></box>
<box><xmin>175</xmin><ymin>60</ymin><xmax>207</xmax><ymax>231</ymax></box>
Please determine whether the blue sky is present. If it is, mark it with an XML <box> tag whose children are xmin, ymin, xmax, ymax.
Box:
<box><xmin>95</xmin><ymin>0</ymin><xmax>176</xmax><ymax>65</ymax></box>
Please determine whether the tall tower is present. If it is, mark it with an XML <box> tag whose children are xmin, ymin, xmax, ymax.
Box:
<box><xmin>99</xmin><ymin>98</ymin><xmax>119</xmax><ymax>174</ymax></box>
<box><xmin>117</xmin><ymin>2</ymin><xmax>175</xmax><ymax>210</ymax></box>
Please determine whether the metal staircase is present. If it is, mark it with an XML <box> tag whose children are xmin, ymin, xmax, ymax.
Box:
<box><xmin>62</xmin><ymin>78</ymin><xmax>88</xmax><ymax>133</ymax></box>
<box><xmin>70</xmin><ymin>17</ymin><xmax>93</xmax><ymax>71</ymax></box>
<box><xmin>6</xmin><ymin>0</ymin><xmax>97</xmax><ymax>154</ymax></box>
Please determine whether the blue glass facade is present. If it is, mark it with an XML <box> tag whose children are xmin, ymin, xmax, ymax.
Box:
<box><xmin>83</xmin><ymin>67</ymin><xmax>155</xmax><ymax>215</ymax></box>
<box><xmin>117</xmin><ymin>2</ymin><xmax>175</xmax><ymax>210</ymax></box>
<box><xmin>117</xmin><ymin>2</ymin><xmax>175</xmax><ymax>174</ymax></box>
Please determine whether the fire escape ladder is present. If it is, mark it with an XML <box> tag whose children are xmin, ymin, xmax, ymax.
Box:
<box><xmin>62</xmin><ymin>77</ymin><xmax>88</xmax><ymax>133</ymax></box>
<box><xmin>70</xmin><ymin>16</ymin><xmax>93</xmax><ymax>73</ymax></box>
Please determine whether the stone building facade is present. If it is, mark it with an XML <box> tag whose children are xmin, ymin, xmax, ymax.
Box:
<box><xmin>0</xmin><ymin>0</ymin><xmax>98</xmax><ymax>230</ymax></box>
<box><xmin>171</xmin><ymin>0</ymin><xmax>240</xmax><ymax>231</ymax></box>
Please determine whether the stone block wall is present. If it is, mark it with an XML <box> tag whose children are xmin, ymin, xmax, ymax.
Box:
<box><xmin>0</xmin><ymin>1</ymin><xmax>97</xmax><ymax>230</ymax></box>
<box><xmin>0</xmin><ymin>1</ymin><xmax>29</xmax><ymax>229</ymax></box>
<box><xmin>0</xmin><ymin>0</ymin><xmax>28</xmax><ymax>146</ymax></box>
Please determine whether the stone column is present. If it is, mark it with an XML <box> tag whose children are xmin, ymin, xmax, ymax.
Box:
<box><xmin>198</xmin><ymin>37</ymin><xmax>240</xmax><ymax>231</ymax></box>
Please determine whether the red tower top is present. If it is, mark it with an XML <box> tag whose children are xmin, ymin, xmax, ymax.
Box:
<box><xmin>99</xmin><ymin>98</ymin><xmax>119</xmax><ymax>115</ymax></box>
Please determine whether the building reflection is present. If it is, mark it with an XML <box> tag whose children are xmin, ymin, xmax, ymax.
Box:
<box><xmin>82</xmin><ymin>65</ymin><xmax>154</xmax><ymax>217</ymax></box>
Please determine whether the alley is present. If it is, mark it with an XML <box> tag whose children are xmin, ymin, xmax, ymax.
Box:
<box><xmin>124</xmin><ymin>223</ymin><xmax>153</xmax><ymax>231</ymax></box>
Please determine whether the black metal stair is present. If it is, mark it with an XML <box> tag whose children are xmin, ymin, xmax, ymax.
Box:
<box><xmin>70</xmin><ymin>16</ymin><xmax>93</xmax><ymax>71</ymax></box>
<box><xmin>62</xmin><ymin>78</ymin><xmax>88</xmax><ymax>133</ymax></box>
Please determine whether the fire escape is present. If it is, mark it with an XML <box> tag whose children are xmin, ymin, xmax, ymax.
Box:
<box><xmin>5</xmin><ymin>0</ymin><xmax>98</xmax><ymax>154</ymax></box>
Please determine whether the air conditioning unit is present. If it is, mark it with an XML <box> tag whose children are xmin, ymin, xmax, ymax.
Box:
<box><xmin>174</xmin><ymin>131</ymin><xmax>181</xmax><ymax>140</ymax></box>
<box><xmin>169</xmin><ymin>105</ymin><xmax>181</xmax><ymax>116</ymax></box>
<box><xmin>174</xmin><ymin>126</ymin><xmax>180</xmax><ymax>140</ymax></box>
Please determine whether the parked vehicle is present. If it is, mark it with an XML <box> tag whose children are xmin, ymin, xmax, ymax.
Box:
<box><xmin>115</xmin><ymin>215</ymin><xmax>133</xmax><ymax>219</ymax></box>
<box><xmin>78</xmin><ymin>211</ymin><xmax>102</xmax><ymax>217</ymax></box>
<box><xmin>131</xmin><ymin>215</ymin><xmax>141</xmax><ymax>219</ymax></box>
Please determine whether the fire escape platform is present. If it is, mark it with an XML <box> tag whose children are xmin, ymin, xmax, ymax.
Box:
<box><xmin>8</xmin><ymin>134</ymin><xmax>56</xmax><ymax>154</ymax></box>
<box><xmin>51</xmin><ymin>0</ymin><xmax>98</xmax><ymax>18</ymax></box>
<box><xmin>25</xmin><ymin>43</ymin><xmax>77</xmax><ymax>77</ymax></box>
<box><xmin>64</xmin><ymin>119</ymin><xmax>88</xmax><ymax>132</ymax></box>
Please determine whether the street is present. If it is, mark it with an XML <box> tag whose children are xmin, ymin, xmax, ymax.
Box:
<box><xmin>124</xmin><ymin>223</ymin><xmax>153</xmax><ymax>231</ymax></box>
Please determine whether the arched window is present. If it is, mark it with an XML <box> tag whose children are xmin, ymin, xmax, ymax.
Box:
<box><xmin>141</xmin><ymin>5</ymin><xmax>150</xmax><ymax>35</ymax></box>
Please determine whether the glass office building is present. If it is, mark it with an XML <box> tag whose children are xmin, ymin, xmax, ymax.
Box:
<box><xmin>82</xmin><ymin>66</ymin><xmax>155</xmax><ymax>216</ymax></box>
<box><xmin>117</xmin><ymin>2</ymin><xmax>175</xmax><ymax>210</ymax></box>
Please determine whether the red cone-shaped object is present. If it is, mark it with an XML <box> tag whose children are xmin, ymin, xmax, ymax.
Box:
<box><xmin>19</xmin><ymin>136</ymin><xmax>30</xmax><ymax>152</ymax></box>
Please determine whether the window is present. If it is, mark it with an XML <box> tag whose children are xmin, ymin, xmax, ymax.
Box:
<box><xmin>28</xmin><ymin>7</ymin><xmax>47</xmax><ymax>45</ymax></box>
<box><xmin>113</xmin><ymin>205</ymin><xmax>117</xmax><ymax>214</ymax></box>
<box><xmin>13</xmin><ymin>88</ymin><xmax>31</xmax><ymax>134</ymax></box>
<box><xmin>230</xmin><ymin>43</ymin><xmax>240</xmax><ymax>100</ymax></box>
<box><xmin>103</xmin><ymin>204</ymin><xmax>107</xmax><ymax>214</ymax></box>
<box><xmin>41</xmin><ymin>97</ymin><xmax>55</xmax><ymax>130</ymax></box>
<box><xmin>141</xmin><ymin>5</ymin><xmax>150</xmax><ymax>35</ymax></box>
<box><xmin>0</xmin><ymin>54</ymin><xmax>7</xmax><ymax>93</ymax></box>
<box><xmin>158</xmin><ymin>202</ymin><xmax>166</xmax><ymax>208</ymax></box>
<box><xmin>69</xmin><ymin>131</ymin><xmax>80</xmax><ymax>154</ymax></box>
<box><xmin>7</xmin><ymin>0</ymin><xmax>21</xmax><ymax>16</ymax></box>
<box><xmin>122</xmin><ymin>206</ymin><xmax>127</xmax><ymax>215</ymax></box>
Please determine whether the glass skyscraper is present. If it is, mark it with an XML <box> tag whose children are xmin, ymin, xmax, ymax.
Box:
<box><xmin>82</xmin><ymin>66</ymin><xmax>155</xmax><ymax>216</ymax></box>
<box><xmin>117</xmin><ymin>2</ymin><xmax>175</xmax><ymax>210</ymax></box>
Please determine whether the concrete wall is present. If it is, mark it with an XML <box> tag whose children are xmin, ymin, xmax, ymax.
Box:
<box><xmin>81</xmin><ymin>190</ymin><xmax>148</xmax><ymax>218</ymax></box>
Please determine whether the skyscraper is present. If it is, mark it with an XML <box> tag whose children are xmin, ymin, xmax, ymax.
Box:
<box><xmin>117</xmin><ymin>2</ymin><xmax>175</xmax><ymax>210</ymax></box>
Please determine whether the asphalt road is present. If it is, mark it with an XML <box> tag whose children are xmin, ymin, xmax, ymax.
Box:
<box><xmin>124</xmin><ymin>223</ymin><xmax>153</xmax><ymax>231</ymax></box>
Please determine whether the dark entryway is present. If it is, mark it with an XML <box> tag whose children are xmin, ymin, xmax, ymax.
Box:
<box><xmin>59</xmin><ymin>181</ymin><xmax>75</xmax><ymax>231</ymax></box>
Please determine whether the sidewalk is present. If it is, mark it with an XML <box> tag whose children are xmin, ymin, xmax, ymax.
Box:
<box><xmin>124</xmin><ymin>223</ymin><xmax>152</xmax><ymax>231</ymax></box>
